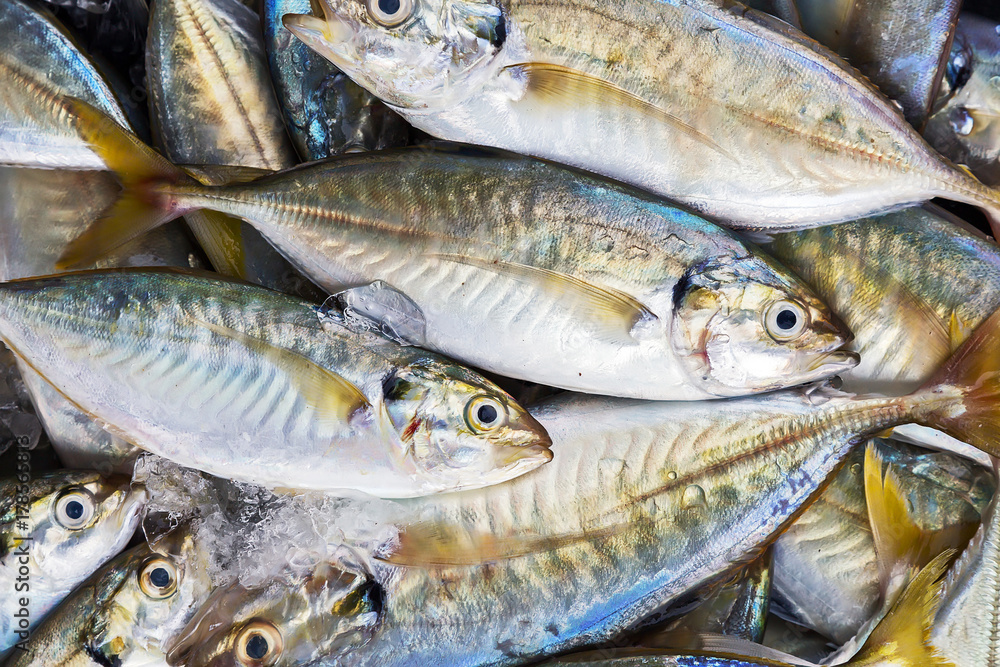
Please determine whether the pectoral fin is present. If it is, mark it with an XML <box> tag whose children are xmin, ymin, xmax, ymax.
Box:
<box><xmin>191</xmin><ymin>318</ymin><xmax>369</xmax><ymax>424</ymax></box>
<box><xmin>506</xmin><ymin>62</ymin><xmax>735</xmax><ymax>161</ymax></box>
<box><xmin>331</xmin><ymin>281</ymin><xmax>427</xmax><ymax>347</ymax></box>
<box><xmin>431</xmin><ymin>254</ymin><xmax>658</xmax><ymax>342</ymax></box>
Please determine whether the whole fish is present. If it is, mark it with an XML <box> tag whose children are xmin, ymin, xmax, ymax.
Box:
<box><xmin>771</xmin><ymin>438</ymin><xmax>993</xmax><ymax>643</ymax></box>
<box><xmin>924</xmin><ymin>13</ymin><xmax>1000</xmax><ymax>187</ymax></box>
<box><xmin>542</xmin><ymin>554</ymin><xmax>953</xmax><ymax>666</ymax></box>
<box><xmin>57</xmin><ymin>102</ymin><xmax>857</xmax><ymax>400</ymax></box>
<box><xmin>0</xmin><ymin>269</ymin><xmax>551</xmax><ymax>497</ymax></box>
<box><xmin>762</xmin><ymin>205</ymin><xmax>1000</xmax><ymax>396</ymax></box>
<box><xmin>167</xmin><ymin>562</ymin><xmax>383</xmax><ymax>666</ymax></box>
<box><xmin>263</xmin><ymin>0</ymin><xmax>411</xmax><ymax>159</ymax></box>
<box><xmin>931</xmin><ymin>460</ymin><xmax>1000</xmax><ymax>666</ymax></box>
<box><xmin>7</xmin><ymin>529</ymin><xmax>213</xmax><ymax>666</ymax></box>
<box><xmin>284</xmin><ymin>0</ymin><xmax>1000</xmax><ymax>233</ymax></box>
<box><xmin>0</xmin><ymin>470</ymin><xmax>145</xmax><ymax>656</ymax></box>
<box><xmin>146</xmin><ymin>0</ymin><xmax>319</xmax><ymax>297</ymax></box>
<box><xmin>0</xmin><ymin>0</ymin><xmax>129</xmax><ymax>169</ymax></box>
<box><xmin>328</xmin><ymin>307</ymin><xmax>1000</xmax><ymax>665</ymax></box>
<box><xmin>793</xmin><ymin>0</ymin><xmax>961</xmax><ymax>128</ymax></box>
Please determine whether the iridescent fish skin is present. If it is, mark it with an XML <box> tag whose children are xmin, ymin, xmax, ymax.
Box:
<box><xmin>0</xmin><ymin>0</ymin><xmax>128</xmax><ymax>169</ymax></box>
<box><xmin>7</xmin><ymin>531</ymin><xmax>213</xmax><ymax>667</ymax></box>
<box><xmin>0</xmin><ymin>470</ymin><xmax>145</xmax><ymax>655</ymax></box>
<box><xmin>284</xmin><ymin>0</ymin><xmax>1000</xmax><ymax>232</ymax></box>
<box><xmin>167</xmin><ymin>563</ymin><xmax>383</xmax><ymax>666</ymax></box>
<box><xmin>146</xmin><ymin>0</ymin><xmax>316</xmax><ymax>296</ymax></box>
<box><xmin>336</xmin><ymin>325</ymin><xmax>1000</xmax><ymax>667</ymax></box>
<box><xmin>263</xmin><ymin>0</ymin><xmax>410</xmax><ymax>159</ymax></box>
<box><xmin>794</xmin><ymin>0</ymin><xmax>961</xmax><ymax>128</ymax></box>
<box><xmin>0</xmin><ymin>269</ymin><xmax>551</xmax><ymax>497</ymax></box>
<box><xmin>925</xmin><ymin>13</ymin><xmax>1000</xmax><ymax>186</ymax></box>
<box><xmin>763</xmin><ymin>205</ymin><xmax>1000</xmax><ymax>396</ymax></box>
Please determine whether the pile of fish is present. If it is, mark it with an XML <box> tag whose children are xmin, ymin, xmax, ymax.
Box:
<box><xmin>3</xmin><ymin>0</ymin><xmax>1000</xmax><ymax>664</ymax></box>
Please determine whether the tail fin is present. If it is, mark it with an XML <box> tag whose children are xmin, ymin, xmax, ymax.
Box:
<box><xmin>845</xmin><ymin>549</ymin><xmax>956</xmax><ymax>667</ymax></box>
<box><xmin>915</xmin><ymin>305</ymin><xmax>1000</xmax><ymax>456</ymax></box>
<box><xmin>940</xmin><ymin>164</ymin><xmax>1000</xmax><ymax>242</ymax></box>
<box><xmin>56</xmin><ymin>97</ymin><xmax>194</xmax><ymax>269</ymax></box>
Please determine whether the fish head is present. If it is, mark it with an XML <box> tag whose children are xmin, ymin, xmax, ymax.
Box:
<box><xmin>282</xmin><ymin>0</ymin><xmax>505</xmax><ymax>110</ymax></box>
<box><xmin>670</xmin><ymin>255</ymin><xmax>858</xmax><ymax>396</ymax></box>
<box><xmin>10</xmin><ymin>471</ymin><xmax>145</xmax><ymax>583</ymax></box>
<box><xmin>166</xmin><ymin>564</ymin><xmax>383</xmax><ymax>666</ymax></box>
<box><xmin>382</xmin><ymin>360</ymin><xmax>552</xmax><ymax>491</ymax></box>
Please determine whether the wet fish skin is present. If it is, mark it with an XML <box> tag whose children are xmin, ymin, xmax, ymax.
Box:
<box><xmin>336</xmin><ymin>311</ymin><xmax>1000</xmax><ymax>666</ymax></box>
<box><xmin>0</xmin><ymin>470</ymin><xmax>145</xmax><ymax>655</ymax></box>
<box><xmin>285</xmin><ymin>0</ymin><xmax>1000</xmax><ymax>232</ymax></box>
<box><xmin>762</xmin><ymin>205</ymin><xmax>1000</xmax><ymax>396</ymax></box>
<box><xmin>0</xmin><ymin>0</ymin><xmax>129</xmax><ymax>169</ymax></box>
<box><xmin>166</xmin><ymin>562</ymin><xmax>383</xmax><ymax>666</ymax></box>
<box><xmin>925</xmin><ymin>13</ymin><xmax>1000</xmax><ymax>187</ymax></box>
<box><xmin>67</xmin><ymin>122</ymin><xmax>857</xmax><ymax>399</ymax></box>
<box><xmin>0</xmin><ymin>269</ymin><xmax>551</xmax><ymax>497</ymax></box>
<box><xmin>263</xmin><ymin>0</ymin><xmax>411</xmax><ymax>159</ymax></box>
<box><xmin>794</xmin><ymin>0</ymin><xmax>961</xmax><ymax>128</ymax></box>
<box><xmin>7</xmin><ymin>530</ymin><xmax>213</xmax><ymax>666</ymax></box>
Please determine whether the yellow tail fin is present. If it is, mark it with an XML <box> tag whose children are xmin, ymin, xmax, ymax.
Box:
<box><xmin>846</xmin><ymin>549</ymin><xmax>956</xmax><ymax>666</ymax></box>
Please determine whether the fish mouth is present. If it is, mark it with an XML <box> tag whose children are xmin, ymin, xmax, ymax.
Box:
<box><xmin>806</xmin><ymin>349</ymin><xmax>861</xmax><ymax>375</ymax></box>
<box><xmin>500</xmin><ymin>443</ymin><xmax>554</xmax><ymax>474</ymax></box>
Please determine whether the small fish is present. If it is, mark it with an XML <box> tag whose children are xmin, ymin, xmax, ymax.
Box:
<box><xmin>0</xmin><ymin>269</ymin><xmax>551</xmax><ymax>497</ymax></box>
<box><xmin>924</xmin><ymin>12</ymin><xmax>1000</xmax><ymax>186</ymax></box>
<box><xmin>337</xmin><ymin>306</ymin><xmax>1000</xmax><ymax>665</ymax></box>
<box><xmin>263</xmin><ymin>0</ymin><xmax>411</xmax><ymax>159</ymax></box>
<box><xmin>0</xmin><ymin>470</ymin><xmax>145</xmax><ymax>656</ymax></box>
<box><xmin>146</xmin><ymin>0</ymin><xmax>319</xmax><ymax>297</ymax></box>
<box><xmin>56</xmin><ymin>99</ymin><xmax>857</xmax><ymax>400</ymax></box>
<box><xmin>7</xmin><ymin>529</ymin><xmax>213</xmax><ymax>666</ymax></box>
<box><xmin>794</xmin><ymin>0</ymin><xmax>961</xmax><ymax>128</ymax></box>
<box><xmin>284</xmin><ymin>0</ymin><xmax>1000</xmax><ymax>234</ymax></box>
<box><xmin>166</xmin><ymin>562</ymin><xmax>383</xmax><ymax>666</ymax></box>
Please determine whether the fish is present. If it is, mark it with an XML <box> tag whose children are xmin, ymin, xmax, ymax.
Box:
<box><xmin>329</xmin><ymin>306</ymin><xmax>1000</xmax><ymax>665</ymax></box>
<box><xmin>931</xmin><ymin>458</ymin><xmax>1000</xmax><ymax>666</ymax></box>
<box><xmin>771</xmin><ymin>437</ymin><xmax>993</xmax><ymax>643</ymax></box>
<box><xmin>744</xmin><ymin>1</ymin><xmax>802</xmax><ymax>29</ymax></box>
<box><xmin>56</xmin><ymin>100</ymin><xmax>857</xmax><ymax>400</ymax></box>
<box><xmin>0</xmin><ymin>0</ymin><xmax>130</xmax><ymax>169</ymax></box>
<box><xmin>146</xmin><ymin>0</ymin><xmax>320</xmax><ymax>298</ymax></box>
<box><xmin>0</xmin><ymin>470</ymin><xmax>145</xmax><ymax>656</ymax></box>
<box><xmin>166</xmin><ymin>562</ymin><xmax>383</xmax><ymax>666</ymax></box>
<box><xmin>263</xmin><ymin>0</ymin><xmax>412</xmax><ymax>159</ymax></box>
<box><xmin>284</xmin><ymin>0</ymin><xmax>1000</xmax><ymax>234</ymax></box>
<box><xmin>0</xmin><ymin>268</ymin><xmax>551</xmax><ymax>497</ymax></box>
<box><xmin>924</xmin><ymin>12</ymin><xmax>1000</xmax><ymax>187</ymax></box>
<box><xmin>540</xmin><ymin>552</ymin><xmax>955</xmax><ymax>665</ymax></box>
<box><xmin>793</xmin><ymin>0</ymin><xmax>961</xmax><ymax>128</ymax></box>
<box><xmin>6</xmin><ymin>528</ymin><xmax>213</xmax><ymax>666</ymax></box>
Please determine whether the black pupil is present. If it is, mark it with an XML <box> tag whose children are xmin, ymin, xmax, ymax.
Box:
<box><xmin>150</xmin><ymin>567</ymin><xmax>171</xmax><ymax>589</ymax></box>
<box><xmin>477</xmin><ymin>404</ymin><xmax>498</xmax><ymax>424</ymax></box>
<box><xmin>378</xmin><ymin>0</ymin><xmax>400</xmax><ymax>16</ymax></box>
<box><xmin>246</xmin><ymin>634</ymin><xmax>269</xmax><ymax>660</ymax></box>
<box><xmin>775</xmin><ymin>308</ymin><xmax>798</xmax><ymax>331</ymax></box>
<box><xmin>65</xmin><ymin>500</ymin><xmax>84</xmax><ymax>520</ymax></box>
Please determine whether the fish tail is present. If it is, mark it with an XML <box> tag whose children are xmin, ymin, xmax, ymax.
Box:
<box><xmin>844</xmin><ymin>549</ymin><xmax>956</xmax><ymax>666</ymax></box>
<box><xmin>55</xmin><ymin>97</ymin><xmax>195</xmax><ymax>270</ymax></box>
<box><xmin>913</xmin><ymin>305</ymin><xmax>1000</xmax><ymax>457</ymax></box>
<box><xmin>939</xmin><ymin>164</ymin><xmax>1000</xmax><ymax>241</ymax></box>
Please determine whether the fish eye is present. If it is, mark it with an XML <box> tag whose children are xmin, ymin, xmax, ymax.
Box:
<box><xmin>365</xmin><ymin>0</ymin><xmax>413</xmax><ymax>27</ymax></box>
<box><xmin>53</xmin><ymin>489</ymin><xmax>96</xmax><ymax>529</ymax></box>
<box><xmin>235</xmin><ymin>620</ymin><xmax>283</xmax><ymax>666</ymax></box>
<box><xmin>138</xmin><ymin>557</ymin><xmax>179</xmax><ymax>599</ymax></box>
<box><xmin>465</xmin><ymin>395</ymin><xmax>507</xmax><ymax>433</ymax></box>
<box><xmin>946</xmin><ymin>41</ymin><xmax>973</xmax><ymax>92</ymax></box>
<box><xmin>764</xmin><ymin>299</ymin><xmax>808</xmax><ymax>342</ymax></box>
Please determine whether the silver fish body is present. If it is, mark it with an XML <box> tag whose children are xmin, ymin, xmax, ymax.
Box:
<box><xmin>0</xmin><ymin>269</ymin><xmax>551</xmax><ymax>497</ymax></box>
<box><xmin>286</xmin><ymin>0</ymin><xmax>1000</xmax><ymax>231</ymax></box>
<box><xmin>0</xmin><ymin>470</ymin><xmax>145</xmax><ymax>656</ymax></box>
<box><xmin>263</xmin><ymin>0</ymin><xmax>411</xmax><ymax>159</ymax></box>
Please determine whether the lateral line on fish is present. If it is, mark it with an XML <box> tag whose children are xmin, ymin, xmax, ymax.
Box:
<box><xmin>176</xmin><ymin>0</ymin><xmax>274</xmax><ymax>170</ymax></box>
